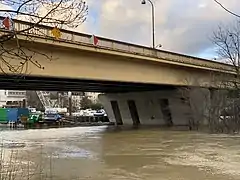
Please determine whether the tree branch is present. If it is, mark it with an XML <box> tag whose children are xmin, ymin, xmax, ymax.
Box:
<box><xmin>213</xmin><ymin>0</ymin><xmax>240</xmax><ymax>18</ymax></box>
<box><xmin>0</xmin><ymin>0</ymin><xmax>88</xmax><ymax>76</ymax></box>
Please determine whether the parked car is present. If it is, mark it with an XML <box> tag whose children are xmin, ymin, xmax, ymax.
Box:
<box><xmin>44</xmin><ymin>113</ymin><xmax>61</xmax><ymax>122</ymax></box>
<box><xmin>94</xmin><ymin>109</ymin><xmax>106</xmax><ymax>117</ymax></box>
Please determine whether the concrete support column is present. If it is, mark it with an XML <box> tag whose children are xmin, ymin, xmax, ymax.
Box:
<box><xmin>189</xmin><ymin>88</ymin><xmax>210</xmax><ymax>126</ymax></box>
<box><xmin>209</xmin><ymin>88</ymin><xmax>227</xmax><ymax>123</ymax></box>
<box><xmin>99</xmin><ymin>88</ymin><xmax>214</xmax><ymax>127</ymax></box>
<box><xmin>68</xmin><ymin>92</ymin><xmax>72</xmax><ymax>117</ymax></box>
<box><xmin>99</xmin><ymin>91</ymin><xmax>168</xmax><ymax>126</ymax></box>
<box><xmin>99</xmin><ymin>90</ymin><xmax>193</xmax><ymax>126</ymax></box>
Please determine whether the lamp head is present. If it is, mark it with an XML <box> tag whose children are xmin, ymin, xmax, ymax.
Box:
<box><xmin>141</xmin><ymin>0</ymin><xmax>146</xmax><ymax>4</ymax></box>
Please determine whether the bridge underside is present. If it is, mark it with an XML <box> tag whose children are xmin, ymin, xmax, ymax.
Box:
<box><xmin>0</xmin><ymin>75</ymin><xmax>178</xmax><ymax>92</ymax></box>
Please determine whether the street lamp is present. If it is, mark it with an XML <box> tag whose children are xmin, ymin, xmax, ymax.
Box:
<box><xmin>141</xmin><ymin>0</ymin><xmax>155</xmax><ymax>49</ymax></box>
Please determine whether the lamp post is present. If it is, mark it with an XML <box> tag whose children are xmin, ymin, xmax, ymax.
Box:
<box><xmin>141</xmin><ymin>0</ymin><xmax>155</xmax><ymax>49</ymax></box>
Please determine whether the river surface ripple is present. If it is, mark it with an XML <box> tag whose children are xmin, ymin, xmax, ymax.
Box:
<box><xmin>0</xmin><ymin>126</ymin><xmax>240</xmax><ymax>180</ymax></box>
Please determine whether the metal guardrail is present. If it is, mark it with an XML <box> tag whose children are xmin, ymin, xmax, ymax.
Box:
<box><xmin>0</xmin><ymin>17</ymin><xmax>234</xmax><ymax>72</ymax></box>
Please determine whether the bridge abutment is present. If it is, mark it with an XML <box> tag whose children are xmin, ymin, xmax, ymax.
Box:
<box><xmin>99</xmin><ymin>88</ymin><xmax>211</xmax><ymax>126</ymax></box>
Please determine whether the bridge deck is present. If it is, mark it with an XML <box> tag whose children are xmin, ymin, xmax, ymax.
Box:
<box><xmin>0</xmin><ymin>17</ymin><xmax>233</xmax><ymax>73</ymax></box>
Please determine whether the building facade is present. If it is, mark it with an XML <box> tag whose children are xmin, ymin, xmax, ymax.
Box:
<box><xmin>0</xmin><ymin>90</ymin><xmax>26</xmax><ymax>107</ymax></box>
<box><xmin>85</xmin><ymin>92</ymin><xmax>100</xmax><ymax>103</ymax></box>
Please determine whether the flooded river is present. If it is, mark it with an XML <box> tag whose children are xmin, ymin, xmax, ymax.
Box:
<box><xmin>1</xmin><ymin>126</ymin><xmax>240</xmax><ymax>180</ymax></box>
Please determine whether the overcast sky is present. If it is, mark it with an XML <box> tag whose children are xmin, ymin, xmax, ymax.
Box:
<box><xmin>2</xmin><ymin>0</ymin><xmax>240</xmax><ymax>59</ymax></box>
<box><xmin>74</xmin><ymin>0</ymin><xmax>240</xmax><ymax>59</ymax></box>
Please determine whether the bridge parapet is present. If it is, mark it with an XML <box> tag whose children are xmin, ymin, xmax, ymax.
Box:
<box><xmin>0</xmin><ymin>17</ymin><xmax>234</xmax><ymax>73</ymax></box>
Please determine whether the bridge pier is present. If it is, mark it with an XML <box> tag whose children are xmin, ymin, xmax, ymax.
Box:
<box><xmin>99</xmin><ymin>88</ymin><xmax>211</xmax><ymax>127</ymax></box>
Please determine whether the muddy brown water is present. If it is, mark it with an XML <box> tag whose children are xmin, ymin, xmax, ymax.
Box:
<box><xmin>1</xmin><ymin>126</ymin><xmax>240</xmax><ymax>180</ymax></box>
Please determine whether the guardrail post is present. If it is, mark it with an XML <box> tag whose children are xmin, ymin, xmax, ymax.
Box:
<box><xmin>17</xmin><ymin>22</ymin><xmax>20</xmax><ymax>31</ymax></box>
<box><xmin>152</xmin><ymin>48</ymin><xmax>157</xmax><ymax>57</ymax></box>
<box><xmin>111</xmin><ymin>42</ymin><xmax>114</xmax><ymax>49</ymax></box>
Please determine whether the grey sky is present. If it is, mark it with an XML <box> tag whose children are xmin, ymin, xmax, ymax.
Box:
<box><xmin>1</xmin><ymin>0</ymin><xmax>240</xmax><ymax>58</ymax></box>
<box><xmin>78</xmin><ymin>0</ymin><xmax>240</xmax><ymax>58</ymax></box>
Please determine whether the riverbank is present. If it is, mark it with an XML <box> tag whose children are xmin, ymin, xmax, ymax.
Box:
<box><xmin>0</xmin><ymin>121</ymin><xmax>114</xmax><ymax>130</ymax></box>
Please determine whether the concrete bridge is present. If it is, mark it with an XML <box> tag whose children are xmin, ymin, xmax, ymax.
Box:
<box><xmin>0</xmin><ymin>18</ymin><xmax>234</xmax><ymax>126</ymax></box>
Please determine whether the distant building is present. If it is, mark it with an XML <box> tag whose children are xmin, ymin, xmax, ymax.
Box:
<box><xmin>85</xmin><ymin>92</ymin><xmax>100</xmax><ymax>103</ymax></box>
<box><xmin>15</xmin><ymin>90</ymin><xmax>100</xmax><ymax>110</ymax></box>
<box><xmin>0</xmin><ymin>90</ymin><xmax>26</xmax><ymax>107</ymax></box>
<box><xmin>72</xmin><ymin>95</ymin><xmax>82</xmax><ymax>109</ymax></box>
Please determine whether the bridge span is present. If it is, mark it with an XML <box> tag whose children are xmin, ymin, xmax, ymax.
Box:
<box><xmin>0</xmin><ymin>17</ymin><xmax>234</xmax><ymax>89</ymax></box>
<box><xmin>0</xmin><ymin>18</ymin><xmax>234</xmax><ymax>126</ymax></box>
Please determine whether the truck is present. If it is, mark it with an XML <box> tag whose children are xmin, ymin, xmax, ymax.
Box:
<box><xmin>44</xmin><ymin>109</ymin><xmax>62</xmax><ymax>122</ymax></box>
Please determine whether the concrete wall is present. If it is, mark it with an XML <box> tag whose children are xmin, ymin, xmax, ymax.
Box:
<box><xmin>99</xmin><ymin>88</ymin><xmax>210</xmax><ymax>126</ymax></box>
<box><xmin>189</xmin><ymin>88</ymin><xmax>210</xmax><ymax>125</ymax></box>
<box><xmin>0</xmin><ymin>90</ymin><xmax>27</xmax><ymax>107</ymax></box>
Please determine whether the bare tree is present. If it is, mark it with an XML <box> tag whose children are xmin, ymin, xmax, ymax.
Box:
<box><xmin>0</xmin><ymin>0</ymin><xmax>88</xmax><ymax>74</ymax></box>
<box><xmin>212</xmin><ymin>21</ymin><xmax>240</xmax><ymax>88</ymax></box>
<box><xmin>200</xmin><ymin>19</ymin><xmax>240</xmax><ymax>133</ymax></box>
<box><xmin>178</xmin><ymin>85</ymin><xmax>235</xmax><ymax>133</ymax></box>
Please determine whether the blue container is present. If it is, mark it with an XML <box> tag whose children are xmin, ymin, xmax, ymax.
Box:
<box><xmin>17</xmin><ymin>108</ymin><xmax>29</xmax><ymax>122</ymax></box>
<box><xmin>6</xmin><ymin>108</ymin><xmax>18</xmax><ymax>122</ymax></box>
<box><xmin>17</xmin><ymin>108</ymin><xmax>29</xmax><ymax>117</ymax></box>
<box><xmin>6</xmin><ymin>108</ymin><xmax>29</xmax><ymax>123</ymax></box>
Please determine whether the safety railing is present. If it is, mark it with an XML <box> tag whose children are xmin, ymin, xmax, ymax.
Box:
<box><xmin>0</xmin><ymin>17</ymin><xmax>234</xmax><ymax>72</ymax></box>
